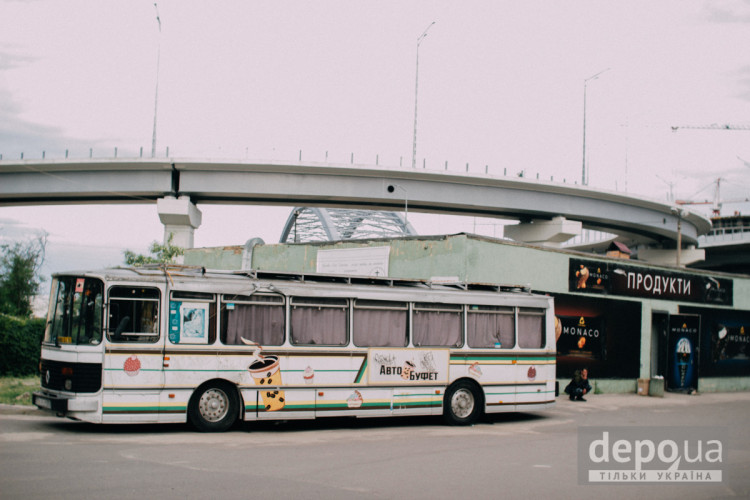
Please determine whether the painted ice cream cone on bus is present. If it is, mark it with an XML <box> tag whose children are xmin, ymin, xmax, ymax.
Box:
<box><xmin>303</xmin><ymin>365</ymin><xmax>315</xmax><ymax>384</ymax></box>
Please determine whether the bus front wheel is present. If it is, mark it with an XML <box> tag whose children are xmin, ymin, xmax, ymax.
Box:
<box><xmin>443</xmin><ymin>380</ymin><xmax>482</xmax><ymax>426</ymax></box>
<box><xmin>189</xmin><ymin>382</ymin><xmax>240</xmax><ymax>432</ymax></box>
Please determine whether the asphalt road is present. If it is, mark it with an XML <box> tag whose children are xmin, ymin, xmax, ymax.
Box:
<box><xmin>2</xmin><ymin>392</ymin><xmax>749</xmax><ymax>500</ymax></box>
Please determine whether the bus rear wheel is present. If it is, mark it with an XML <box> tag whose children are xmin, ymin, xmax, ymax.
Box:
<box><xmin>443</xmin><ymin>380</ymin><xmax>482</xmax><ymax>426</ymax></box>
<box><xmin>189</xmin><ymin>382</ymin><xmax>240</xmax><ymax>432</ymax></box>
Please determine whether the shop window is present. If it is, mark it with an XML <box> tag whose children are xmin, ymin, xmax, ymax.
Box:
<box><xmin>518</xmin><ymin>308</ymin><xmax>545</xmax><ymax>348</ymax></box>
<box><xmin>353</xmin><ymin>300</ymin><xmax>408</xmax><ymax>347</ymax></box>
<box><xmin>467</xmin><ymin>305</ymin><xmax>514</xmax><ymax>348</ymax></box>
<box><xmin>107</xmin><ymin>286</ymin><xmax>160</xmax><ymax>343</ymax></box>
<box><xmin>412</xmin><ymin>303</ymin><xmax>462</xmax><ymax>347</ymax></box>
<box><xmin>221</xmin><ymin>294</ymin><xmax>284</xmax><ymax>346</ymax></box>
<box><xmin>290</xmin><ymin>297</ymin><xmax>348</xmax><ymax>346</ymax></box>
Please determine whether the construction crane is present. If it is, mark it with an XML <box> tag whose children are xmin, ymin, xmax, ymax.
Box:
<box><xmin>671</xmin><ymin>123</ymin><xmax>750</xmax><ymax>132</ymax></box>
<box><xmin>670</xmin><ymin>123</ymin><xmax>750</xmax><ymax>216</ymax></box>
<box><xmin>676</xmin><ymin>177</ymin><xmax>750</xmax><ymax>217</ymax></box>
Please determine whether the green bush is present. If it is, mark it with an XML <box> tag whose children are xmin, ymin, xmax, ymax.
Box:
<box><xmin>0</xmin><ymin>314</ymin><xmax>45</xmax><ymax>376</ymax></box>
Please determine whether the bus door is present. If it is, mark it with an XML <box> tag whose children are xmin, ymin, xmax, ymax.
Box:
<box><xmin>103</xmin><ymin>285</ymin><xmax>165</xmax><ymax>422</ymax></box>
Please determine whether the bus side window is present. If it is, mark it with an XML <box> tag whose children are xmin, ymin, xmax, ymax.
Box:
<box><xmin>412</xmin><ymin>303</ymin><xmax>462</xmax><ymax>347</ymax></box>
<box><xmin>517</xmin><ymin>308</ymin><xmax>545</xmax><ymax>348</ymax></box>
<box><xmin>107</xmin><ymin>286</ymin><xmax>160</xmax><ymax>344</ymax></box>
<box><xmin>353</xmin><ymin>300</ymin><xmax>408</xmax><ymax>347</ymax></box>
<box><xmin>221</xmin><ymin>294</ymin><xmax>284</xmax><ymax>346</ymax></box>
<box><xmin>467</xmin><ymin>305</ymin><xmax>514</xmax><ymax>348</ymax></box>
<box><xmin>290</xmin><ymin>297</ymin><xmax>348</xmax><ymax>346</ymax></box>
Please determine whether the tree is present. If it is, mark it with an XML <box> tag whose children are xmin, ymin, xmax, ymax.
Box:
<box><xmin>124</xmin><ymin>233</ymin><xmax>184</xmax><ymax>266</ymax></box>
<box><xmin>0</xmin><ymin>236</ymin><xmax>46</xmax><ymax>318</ymax></box>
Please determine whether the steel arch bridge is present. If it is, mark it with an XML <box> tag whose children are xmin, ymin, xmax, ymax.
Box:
<box><xmin>280</xmin><ymin>207</ymin><xmax>416</xmax><ymax>243</ymax></box>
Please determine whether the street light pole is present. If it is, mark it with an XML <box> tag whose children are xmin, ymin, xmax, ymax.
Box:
<box><xmin>672</xmin><ymin>207</ymin><xmax>684</xmax><ymax>267</ymax></box>
<box><xmin>151</xmin><ymin>3</ymin><xmax>162</xmax><ymax>158</ymax></box>
<box><xmin>581</xmin><ymin>68</ymin><xmax>610</xmax><ymax>185</ymax></box>
<box><xmin>412</xmin><ymin>21</ymin><xmax>435</xmax><ymax>170</ymax></box>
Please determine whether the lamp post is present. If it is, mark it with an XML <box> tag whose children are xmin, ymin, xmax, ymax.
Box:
<box><xmin>581</xmin><ymin>68</ymin><xmax>609</xmax><ymax>185</ymax></box>
<box><xmin>671</xmin><ymin>207</ymin><xmax>684</xmax><ymax>267</ymax></box>
<box><xmin>151</xmin><ymin>3</ymin><xmax>162</xmax><ymax>158</ymax></box>
<box><xmin>412</xmin><ymin>21</ymin><xmax>435</xmax><ymax>170</ymax></box>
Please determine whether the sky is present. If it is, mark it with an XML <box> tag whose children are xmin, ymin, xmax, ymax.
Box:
<box><xmin>1</xmin><ymin>0</ymin><xmax>750</xmax><ymax>308</ymax></box>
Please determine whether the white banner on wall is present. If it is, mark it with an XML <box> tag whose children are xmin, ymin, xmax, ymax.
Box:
<box><xmin>316</xmin><ymin>246</ymin><xmax>390</xmax><ymax>277</ymax></box>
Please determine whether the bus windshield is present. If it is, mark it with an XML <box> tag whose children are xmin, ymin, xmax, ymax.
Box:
<box><xmin>44</xmin><ymin>277</ymin><xmax>104</xmax><ymax>346</ymax></box>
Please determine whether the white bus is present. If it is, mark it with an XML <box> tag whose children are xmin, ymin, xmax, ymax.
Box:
<box><xmin>33</xmin><ymin>266</ymin><xmax>556</xmax><ymax>431</ymax></box>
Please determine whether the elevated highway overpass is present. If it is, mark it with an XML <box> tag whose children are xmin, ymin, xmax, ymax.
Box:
<box><xmin>0</xmin><ymin>158</ymin><xmax>712</xmax><ymax>263</ymax></box>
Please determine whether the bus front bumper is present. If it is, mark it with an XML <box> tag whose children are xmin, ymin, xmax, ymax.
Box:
<box><xmin>32</xmin><ymin>392</ymin><xmax>98</xmax><ymax>413</ymax></box>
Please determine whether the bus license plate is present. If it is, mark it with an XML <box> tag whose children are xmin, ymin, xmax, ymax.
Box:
<box><xmin>35</xmin><ymin>396</ymin><xmax>51</xmax><ymax>409</ymax></box>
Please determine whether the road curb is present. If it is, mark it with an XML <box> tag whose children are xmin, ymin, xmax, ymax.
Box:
<box><xmin>0</xmin><ymin>403</ymin><xmax>40</xmax><ymax>416</ymax></box>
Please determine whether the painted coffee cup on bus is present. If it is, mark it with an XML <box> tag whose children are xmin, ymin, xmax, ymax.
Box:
<box><xmin>248</xmin><ymin>355</ymin><xmax>286</xmax><ymax>411</ymax></box>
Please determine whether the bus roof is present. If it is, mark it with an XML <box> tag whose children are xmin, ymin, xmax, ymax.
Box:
<box><xmin>54</xmin><ymin>265</ymin><xmax>550</xmax><ymax>307</ymax></box>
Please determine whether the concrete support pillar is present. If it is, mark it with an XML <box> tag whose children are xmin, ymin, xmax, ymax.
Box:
<box><xmin>503</xmin><ymin>216</ymin><xmax>582</xmax><ymax>247</ymax></box>
<box><xmin>157</xmin><ymin>196</ymin><xmax>202</xmax><ymax>249</ymax></box>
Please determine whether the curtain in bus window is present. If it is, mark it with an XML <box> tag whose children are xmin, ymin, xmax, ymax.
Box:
<box><xmin>353</xmin><ymin>308</ymin><xmax>407</xmax><ymax>347</ymax></box>
<box><xmin>467</xmin><ymin>312</ymin><xmax>514</xmax><ymax>348</ymax></box>
<box><xmin>518</xmin><ymin>311</ymin><xmax>544</xmax><ymax>348</ymax></box>
<box><xmin>225</xmin><ymin>304</ymin><xmax>284</xmax><ymax>346</ymax></box>
<box><xmin>412</xmin><ymin>310</ymin><xmax>461</xmax><ymax>347</ymax></box>
<box><xmin>290</xmin><ymin>306</ymin><xmax>347</xmax><ymax>345</ymax></box>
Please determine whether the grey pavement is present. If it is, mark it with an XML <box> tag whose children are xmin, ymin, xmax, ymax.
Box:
<box><xmin>2</xmin><ymin>391</ymin><xmax>749</xmax><ymax>500</ymax></box>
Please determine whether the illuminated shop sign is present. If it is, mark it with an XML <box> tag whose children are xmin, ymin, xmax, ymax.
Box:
<box><xmin>557</xmin><ymin>315</ymin><xmax>605</xmax><ymax>360</ymax></box>
<box><xmin>568</xmin><ymin>259</ymin><xmax>733</xmax><ymax>306</ymax></box>
<box><xmin>711</xmin><ymin>324</ymin><xmax>750</xmax><ymax>363</ymax></box>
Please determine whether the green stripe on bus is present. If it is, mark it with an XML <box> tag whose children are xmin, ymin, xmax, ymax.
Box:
<box><xmin>314</xmin><ymin>402</ymin><xmax>389</xmax><ymax>410</ymax></box>
<box><xmin>450</xmin><ymin>356</ymin><xmax>555</xmax><ymax>362</ymax></box>
<box><xmin>282</xmin><ymin>369</ymin><xmax>357</xmax><ymax>373</ymax></box>
<box><xmin>105</xmin><ymin>368</ymin><xmax>359</xmax><ymax>373</ymax></box>
<box><xmin>393</xmin><ymin>393</ymin><xmax>439</xmax><ymax>398</ymax></box>
<box><xmin>354</xmin><ymin>358</ymin><xmax>367</xmax><ymax>383</ymax></box>
<box><xmin>103</xmin><ymin>407</ymin><xmax>161</xmax><ymax>412</ymax></box>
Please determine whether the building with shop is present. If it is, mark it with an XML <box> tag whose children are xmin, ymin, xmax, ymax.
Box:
<box><xmin>185</xmin><ymin>232</ymin><xmax>750</xmax><ymax>394</ymax></box>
